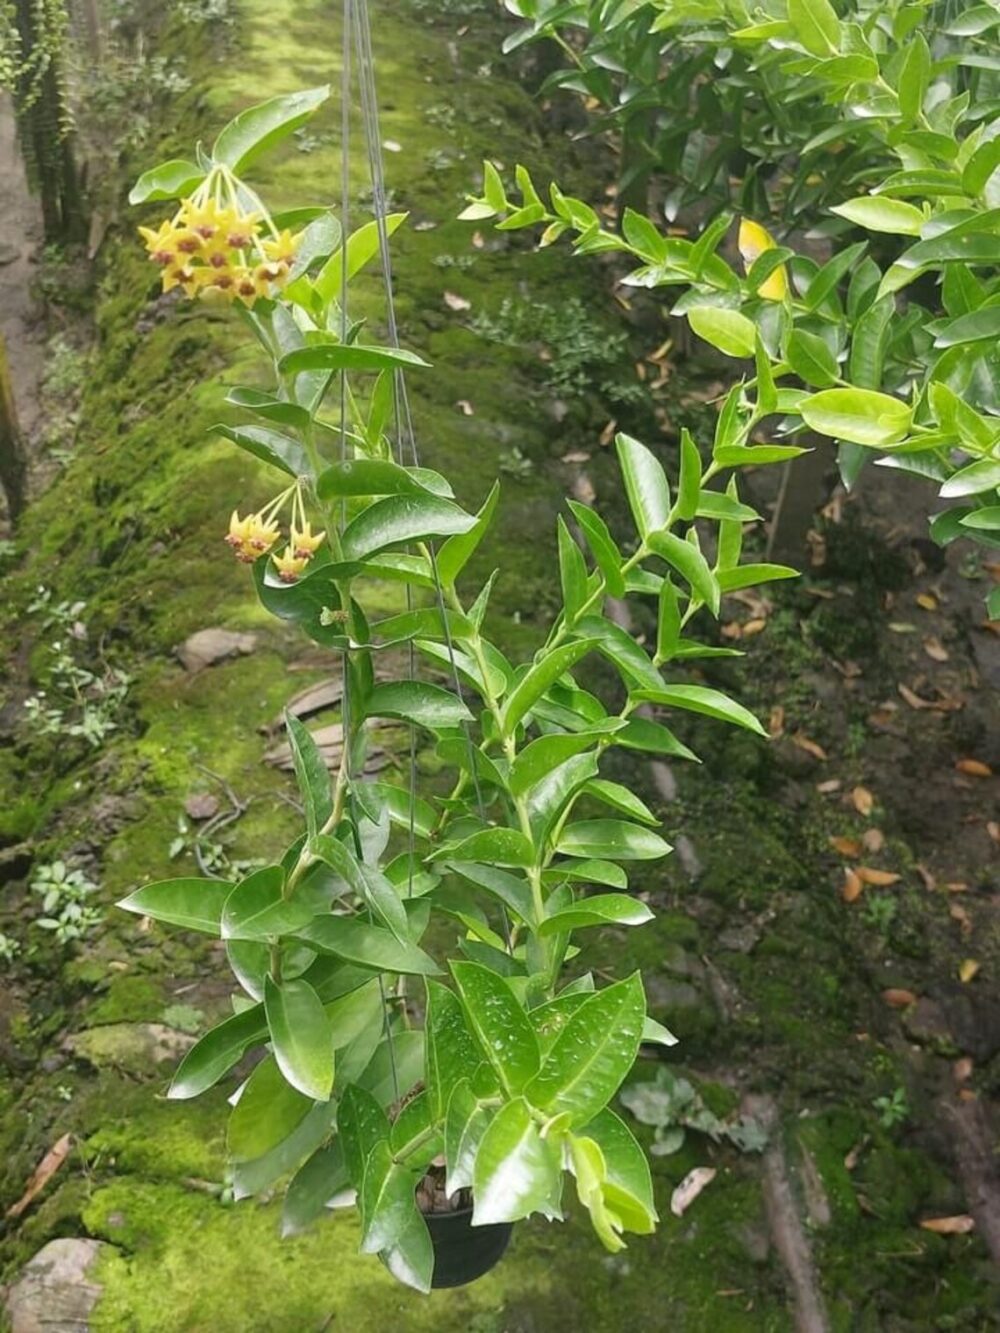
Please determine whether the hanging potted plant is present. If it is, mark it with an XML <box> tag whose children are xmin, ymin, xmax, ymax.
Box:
<box><xmin>119</xmin><ymin>55</ymin><xmax>791</xmax><ymax>1292</ymax></box>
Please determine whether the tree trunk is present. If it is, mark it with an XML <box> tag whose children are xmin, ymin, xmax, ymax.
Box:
<box><xmin>0</xmin><ymin>333</ymin><xmax>28</xmax><ymax>523</ymax></box>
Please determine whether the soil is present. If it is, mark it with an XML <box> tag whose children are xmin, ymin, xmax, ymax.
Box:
<box><xmin>0</xmin><ymin>1</ymin><xmax>998</xmax><ymax>1330</ymax></box>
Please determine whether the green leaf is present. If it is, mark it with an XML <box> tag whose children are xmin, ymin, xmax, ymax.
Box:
<box><xmin>786</xmin><ymin>330</ymin><xmax>840</xmax><ymax>388</ymax></box>
<box><xmin>227</xmin><ymin>1054</ymin><xmax>313</xmax><ymax>1162</ymax></box>
<box><xmin>502</xmin><ymin>639</ymin><xmax>600</xmax><ymax>736</ymax></box>
<box><xmin>317</xmin><ymin>458</ymin><xmax>445</xmax><ymax>501</ymax></box>
<box><xmin>360</xmin><ymin>1140</ymin><xmax>417</xmax><ymax>1255</ymax></box>
<box><xmin>695</xmin><ymin>492</ymin><xmax>761</xmax><ymax>524</ymax></box>
<box><xmin>567</xmin><ymin>501</ymin><xmax>626</xmax><ymax>598</ymax></box>
<box><xmin>539</xmin><ymin>894</ymin><xmax>653</xmax><ymax>936</ymax></box>
<box><xmin>314</xmin><ymin>213</ymin><xmax>408</xmax><ymax>304</ymax></box>
<box><xmin>526</xmin><ymin>752</ymin><xmax>599</xmax><ymax>846</ymax></box>
<box><xmin>615</xmin><ymin>717</ymin><xmax>699</xmax><ymax>762</ymax></box>
<box><xmin>281</xmin><ymin>1140</ymin><xmax>348</xmax><ymax>1238</ymax></box>
<box><xmin>279</xmin><ymin>344</ymin><xmax>430</xmax><ymax>376</ymax></box>
<box><xmin>676</xmin><ymin>430</ymin><xmax>701</xmax><ymax>522</ymax></box>
<box><xmin>444</xmin><ymin>1079</ymin><xmax>493</xmax><ymax>1196</ymax></box>
<box><xmin>365</xmin><ymin>681</ymin><xmax>471</xmax><ymax>730</ymax></box>
<box><xmin>338</xmin><ymin>1083</ymin><xmax>390</xmax><ymax>1190</ymax></box>
<box><xmin>424</xmin><ymin>980</ymin><xmax>485</xmax><ymax>1121</ymax></box>
<box><xmin>583</xmin><ymin>1108</ymin><xmax>657</xmax><ymax>1232</ymax></box>
<box><xmin>714</xmin><ymin>443</ymin><xmax>807</xmax><ymax>466</ymax></box>
<box><xmin>940</xmin><ymin>458</ymin><xmax>1000</xmax><ymax>499</ymax></box>
<box><xmin>831</xmin><ymin>197</ymin><xmax>925</xmax><ymax>236</ymax></box>
<box><xmin>897</xmin><ymin>232</ymin><xmax>1000</xmax><ymax>270</ymax></box>
<box><xmin>656</xmin><ymin>579</ymin><xmax>681</xmax><ymax>663</ymax></box>
<box><xmin>358</xmin><ymin>1030</ymin><xmax>425</xmax><ymax>1108</ymax></box>
<box><xmin>230</xmin><ymin>1101</ymin><xmax>333</xmax><ymax>1201</ymax></box>
<box><xmin>212</xmin><ymin>423</ymin><xmax>311</xmax><ymax>479</ymax></box>
<box><xmin>285</xmin><ymin>713</ymin><xmax>332</xmax><ymax>837</ymax></box>
<box><xmin>542</xmin><ymin>860</ymin><xmax>628</xmax><ymax>890</ymax></box>
<box><xmin>582</xmin><ymin>779</ymin><xmax>658</xmax><ymax>825</ymax></box>
<box><xmin>436</xmin><ymin>481</ymin><xmax>500</xmax><ymax>587</ymax></box>
<box><xmin>717</xmin><ymin>563</ymin><xmax>798</xmax><ymax>591</ymax></box>
<box><xmin>849</xmin><ymin>295</ymin><xmax>895</xmax><ymax>389</ymax></box>
<box><xmin>224</xmin><ymin>388</ymin><xmax>312</xmax><ymax>432</ymax></box>
<box><xmin>509</xmin><ymin>725</ymin><xmax>620</xmax><ymax>800</ymax></box>
<box><xmin>341</xmin><ymin>495</ymin><xmax>475</xmax><ymax>561</ymax></box>
<box><xmin>788</xmin><ymin>0</ymin><xmax>840</xmax><ymax>55</ymax></box>
<box><xmin>960</xmin><ymin>507</ymin><xmax>1000</xmax><ymax>531</ymax></box>
<box><xmin>558</xmin><ymin>516</ymin><xmax>590</xmax><ymax>623</ymax></box>
<box><xmin>800</xmin><ymin>388</ymin><xmax>912</xmax><ymax>448</ymax></box>
<box><xmin>633</xmin><ymin>683</ymin><xmax>766</xmax><ymax>735</ymax></box>
<box><xmin>526</xmin><ymin>973</ymin><xmax>645</xmax><ymax>1124</ymax></box>
<box><xmin>451</xmin><ymin>960</ymin><xmax>540</xmax><ymax>1096</ymax></box>
<box><xmin>296</xmin><ymin>916</ymin><xmax>441</xmax><ymax>976</ymax></box>
<box><xmin>688</xmin><ymin>307</ymin><xmax>756</xmax><ymax>359</ymax></box>
<box><xmin>213</xmin><ymin>87</ymin><xmax>330</xmax><ymax>172</ymax></box>
<box><xmin>647</xmin><ymin>530</ymin><xmax>721</xmax><ymax>614</ymax></box>
<box><xmin>445</xmin><ymin>862</ymin><xmax>536</xmax><ymax>925</ymax></box>
<box><xmin>432</xmin><ymin>827</ymin><xmax>535</xmax><ymax>868</ymax></box>
<box><xmin>168</xmin><ymin>1005</ymin><xmax>266</xmax><ymax>1100</ymax></box>
<box><xmin>472</xmin><ymin>1097</ymin><xmax>563</xmax><ymax>1225</ymax></box>
<box><xmin>933</xmin><ymin>306</ymin><xmax>1000</xmax><ymax>350</ymax></box>
<box><xmin>963</xmin><ymin>137</ymin><xmax>1000</xmax><ymax>199</ymax></box>
<box><xmin>264</xmin><ymin>976</ymin><xmax>334</xmax><ymax>1102</ymax></box>
<box><xmin>117</xmin><ymin>877</ymin><xmax>229</xmax><ymax>935</ymax></box>
<box><xmin>555</xmin><ymin>820</ymin><xmax>671</xmax><ymax>861</ymax></box>
<box><xmin>615</xmin><ymin>434</ymin><xmax>670</xmax><ymax>539</ymax></box>
<box><xmin>898</xmin><ymin>32</ymin><xmax>931</xmax><ymax>122</ymax></box>
<box><xmin>129</xmin><ymin>159</ymin><xmax>203</xmax><ymax>205</ymax></box>
<box><xmin>221</xmin><ymin>865</ymin><xmax>313</xmax><ymax>941</ymax></box>
<box><xmin>575</xmin><ymin>615</ymin><xmax>665</xmax><ymax>692</ymax></box>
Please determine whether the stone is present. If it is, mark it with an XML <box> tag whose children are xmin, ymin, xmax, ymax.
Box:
<box><xmin>183</xmin><ymin>792</ymin><xmax>220</xmax><ymax>821</ymax></box>
<box><xmin>64</xmin><ymin>1022</ymin><xmax>195</xmax><ymax>1073</ymax></box>
<box><xmin>175</xmin><ymin>627</ymin><xmax>257</xmax><ymax>672</ymax></box>
<box><xmin>3</xmin><ymin>1238</ymin><xmax>112</xmax><ymax>1333</ymax></box>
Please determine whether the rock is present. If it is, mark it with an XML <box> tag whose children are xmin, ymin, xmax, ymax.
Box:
<box><xmin>3</xmin><ymin>1238</ymin><xmax>112</xmax><ymax>1333</ymax></box>
<box><xmin>718</xmin><ymin>922</ymin><xmax>761</xmax><ymax>954</ymax></box>
<box><xmin>64</xmin><ymin>1022</ymin><xmax>195</xmax><ymax>1073</ymax></box>
<box><xmin>184</xmin><ymin>792</ymin><xmax>220</xmax><ymax>821</ymax></box>
<box><xmin>175</xmin><ymin>627</ymin><xmax>257</xmax><ymax>672</ymax></box>
<box><xmin>0</xmin><ymin>241</ymin><xmax>19</xmax><ymax>266</ymax></box>
<box><xmin>674</xmin><ymin>833</ymin><xmax>703</xmax><ymax>882</ymax></box>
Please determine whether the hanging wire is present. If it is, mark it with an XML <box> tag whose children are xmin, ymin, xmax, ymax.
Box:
<box><xmin>352</xmin><ymin>0</ymin><xmax>511</xmax><ymax>952</ymax></box>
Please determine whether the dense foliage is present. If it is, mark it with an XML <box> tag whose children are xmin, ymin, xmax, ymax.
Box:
<box><xmin>119</xmin><ymin>85</ymin><xmax>795</xmax><ymax>1291</ymax></box>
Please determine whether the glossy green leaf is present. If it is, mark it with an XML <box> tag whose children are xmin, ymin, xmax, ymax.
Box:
<box><xmin>558</xmin><ymin>516</ymin><xmax>590</xmax><ymax>622</ymax></box>
<box><xmin>647</xmin><ymin>530</ymin><xmax>720</xmax><ymax>614</ymax></box>
<box><xmin>313</xmin><ymin>213</ymin><xmax>408</xmax><ymax>303</ymax></box>
<box><xmin>714</xmin><ymin>444</ymin><xmax>807</xmax><ymax>466</ymax></box>
<box><xmin>381</xmin><ymin>1205</ymin><xmax>434</xmax><ymax>1294</ymax></box>
<box><xmin>542</xmin><ymin>859</ymin><xmax>628</xmax><ymax>890</ymax></box>
<box><xmin>502</xmin><ymin>638</ymin><xmax>600</xmax><ymax>735</ymax></box>
<box><xmin>509</xmin><ymin>723</ymin><xmax>623</xmax><ymax>799</ymax></box>
<box><xmin>341</xmin><ymin>494</ymin><xmax>475</xmax><ymax>561</ymax></box>
<box><xmin>281</xmin><ymin>343</ymin><xmax>430</xmax><ymax>376</ymax></box>
<box><xmin>338</xmin><ymin>1083</ymin><xmax>390</xmax><ymax>1190</ymax></box>
<box><xmin>615</xmin><ymin>433</ymin><xmax>670</xmax><ymax>538</ymax></box>
<box><xmin>583</xmin><ymin>1107</ymin><xmax>658</xmax><ymax>1232</ymax></box>
<box><xmin>296</xmin><ymin>916</ymin><xmax>441</xmax><ymax>976</ymax></box>
<box><xmin>786</xmin><ymin>329</ymin><xmax>839</xmax><ymax>388</ymax></box>
<box><xmin>567</xmin><ymin>501</ymin><xmax>626</xmax><ymax>598</ymax></box>
<box><xmin>615</xmin><ymin>717</ymin><xmax>699</xmax><ymax>762</ymax></box>
<box><xmin>717</xmin><ymin>563</ymin><xmax>798</xmax><ymax>591</ymax></box>
<box><xmin>575</xmin><ymin>615</ymin><xmax>664</xmax><ymax>692</ymax></box>
<box><xmin>472</xmin><ymin>1097</ymin><xmax>563</xmax><ymax>1225</ymax></box>
<box><xmin>221</xmin><ymin>865</ymin><xmax>313</xmax><ymax>941</ymax></box>
<box><xmin>444</xmin><ymin>1079</ymin><xmax>493</xmax><ymax>1196</ymax></box>
<box><xmin>451</xmin><ymin>960</ymin><xmax>540</xmax><ymax>1095</ymax></box>
<box><xmin>436</xmin><ymin>481</ymin><xmax>500</xmax><ymax>587</ymax></box>
<box><xmin>933</xmin><ymin>306</ymin><xmax>1000</xmax><ymax>349</ymax></box>
<box><xmin>212</xmin><ymin>422</ymin><xmax>311</xmax><ymax>480</ymax></box>
<box><xmin>264</xmin><ymin>975</ymin><xmax>334</xmax><ymax>1102</ymax></box>
<box><xmin>525</xmin><ymin>973</ymin><xmax>645</xmax><ymax>1124</ymax></box>
<box><xmin>281</xmin><ymin>1140</ymin><xmax>348</xmax><ymax>1237</ymax></box>
<box><xmin>285</xmin><ymin>713</ymin><xmax>332</xmax><ymax>837</ymax></box>
<box><xmin>800</xmin><ymin>388</ymin><xmax>912</xmax><ymax>447</ymax></box>
<box><xmin>539</xmin><ymin>893</ymin><xmax>654</xmax><ymax>936</ymax></box>
<box><xmin>129</xmin><ymin>158</ymin><xmax>204</xmax><ymax>205</ymax></box>
<box><xmin>231</xmin><ymin>1101</ymin><xmax>333</xmax><ymax>1202</ymax></box>
<box><xmin>360</xmin><ymin>1140</ymin><xmax>417</xmax><ymax>1255</ymax></box>
<box><xmin>940</xmin><ymin>458</ymin><xmax>1000</xmax><ymax>499</ymax></box>
<box><xmin>555</xmin><ymin>820</ymin><xmax>671</xmax><ymax>861</ymax></box>
<box><xmin>788</xmin><ymin>0</ymin><xmax>840</xmax><ymax>54</ymax></box>
<box><xmin>445</xmin><ymin>862</ymin><xmax>536</xmax><ymax>924</ymax></box>
<box><xmin>432</xmin><ymin>827</ymin><xmax>535</xmax><ymax>868</ymax></box>
<box><xmin>960</xmin><ymin>507</ymin><xmax>1000</xmax><ymax>531</ymax></box>
<box><xmin>223</xmin><ymin>388</ymin><xmax>312</xmax><ymax>432</ymax></box>
<box><xmin>633</xmin><ymin>683</ymin><xmax>766</xmax><ymax>735</ymax></box>
<box><xmin>582</xmin><ymin>779</ymin><xmax>657</xmax><ymax>825</ymax></box>
<box><xmin>688</xmin><ymin>306</ymin><xmax>756</xmax><ymax>359</ymax></box>
<box><xmin>365</xmin><ymin>681</ymin><xmax>471</xmax><ymax>730</ymax></box>
<box><xmin>227</xmin><ymin>1054</ymin><xmax>313</xmax><ymax>1162</ymax></box>
<box><xmin>676</xmin><ymin>429</ymin><xmax>701</xmax><ymax>522</ymax></box>
<box><xmin>358</xmin><ymin>1030</ymin><xmax>425</xmax><ymax>1108</ymax></box>
<box><xmin>213</xmin><ymin>87</ymin><xmax>330</xmax><ymax>172</ymax></box>
<box><xmin>424</xmin><ymin>980</ymin><xmax>485</xmax><ymax>1121</ymax></box>
<box><xmin>168</xmin><ymin>1005</ymin><xmax>266</xmax><ymax>1100</ymax></box>
<box><xmin>526</xmin><ymin>752</ymin><xmax>599</xmax><ymax>846</ymax></box>
<box><xmin>831</xmin><ymin>197</ymin><xmax>924</xmax><ymax>235</ymax></box>
<box><xmin>316</xmin><ymin>458</ymin><xmax>445</xmax><ymax>501</ymax></box>
<box><xmin>117</xmin><ymin>877</ymin><xmax>230</xmax><ymax>935</ymax></box>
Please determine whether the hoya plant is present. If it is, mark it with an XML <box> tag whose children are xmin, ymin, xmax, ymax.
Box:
<box><xmin>119</xmin><ymin>84</ymin><xmax>789</xmax><ymax>1293</ymax></box>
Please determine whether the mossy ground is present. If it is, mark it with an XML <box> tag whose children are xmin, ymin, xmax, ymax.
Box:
<box><xmin>1</xmin><ymin>1</ymin><xmax>998</xmax><ymax>1330</ymax></box>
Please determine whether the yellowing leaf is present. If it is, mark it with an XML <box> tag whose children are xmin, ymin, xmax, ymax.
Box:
<box><xmin>830</xmin><ymin>836</ymin><xmax>861</xmax><ymax>858</ymax></box>
<box><xmin>916</xmin><ymin>592</ymin><xmax>938</xmax><ymax>611</ymax></box>
<box><xmin>737</xmin><ymin>218</ymin><xmax>788</xmax><ymax>300</ymax></box>
<box><xmin>851</xmin><ymin>785</ymin><xmax>874</xmax><ymax>817</ymax></box>
<box><xmin>842</xmin><ymin>868</ymin><xmax>863</xmax><ymax>903</ymax></box>
<box><xmin>959</xmin><ymin>959</ymin><xmax>980</xmax><ymax>983</ymax></box>
<box><xmin>857</xmin><ymin>867</ymin><xmax>901</xmax><ymax>886</ymax></box>
<box><xmin>956</xmin><ymin>759</ymin><xmax>992</xmax><ymax>777</ymax></box>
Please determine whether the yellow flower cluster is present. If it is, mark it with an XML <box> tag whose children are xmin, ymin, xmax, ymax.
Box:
<box><xmin>225</xmin><ymin>490</ymin><xmax>325</xmax><ymax>584</ymax></box>
<box><xmin>139</xmin><ymin>196</ymin><xmax>302</xmax><ymax>307</ymax></box>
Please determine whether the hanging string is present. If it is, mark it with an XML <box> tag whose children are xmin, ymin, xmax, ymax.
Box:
<box><xmin>352</xmin><ymin>0</ymin><xmax>511</xmax><ymax>952</ymax></box>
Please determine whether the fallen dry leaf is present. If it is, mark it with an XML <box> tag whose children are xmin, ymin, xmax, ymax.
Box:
<box><xmin>952</xmin><ymin>1057</ymin><xmax>973</xmax><ymax>1083</ymax></box>
<box><xmin>382</xmin><ymin>138</ymin><xmax>402</xmax><ymax>153</ymax></box>
<box><xmin>915</xmin><ymin>863</ymin><xmax>937</xmax><ymax>891</ymax></box>
<box><xmin>561</xmin><ymin>450</ymin><xmax>590</xmax><ymax>464</ymax></box>
<box><xmin>768</xmin><ymin>705</ymin><xmax>785</xmax><ymax>738</ymax></box>
<box><xmin>830</xmin><ymin>836</ymin><xmax>861</xmax><ymax>858</ymax></box>
<box><xmin>792</xmin><ymin>732</ymin><xmax>828</xmax><ymax>761</ymax></box>
<box><xmin>471</xmin><ymin>230</ymin><xmax>485</xmax><ymax>249</ymax></box>
<box><xmin>742</xmin><ymin>618</ymin><xmax>767</xmax><ymax>638</ymax></box>
<box><xmin>670</xmin><ymin>1166</ymin><xmax>717</xmax><ymax>1218</ymax></box>
<box><xmin>857</xmin><ymin>867</ymin><xmax>901</xmax><ymax>886</ymax></box>
<box><xmin>916</xmin><ymin>592</ymin><xmax>938</xmax><ymax>611</ymax></box>
<box><xmin>946</xmin><ymin>881</ymin><xmax>970</xmax><ymax>894</ymax></box>
<box><xmin>455</xmin><ymin>399</ymin><xmax>475</xmax><ymax>416</ymax></box>
<box><xmin>956</xmin><ymin>759</ymin><xmax>992</xmax><ymax>778</ymax></box>
<box><xmin>883</xmin><ymin>988</ymin><xmax>918</xmax><ymax>1009</ymax></box>
<box><xmin>851</xmin><ymin>786</ymin><xmax>874</xmax><ymax>817</ymax></box>
<box><xmin>817</xmin><ymin>779</ymin><xmax>842</xmax><ymax>794</ymax></box>
<box><xmin>861</xmin><ymin>828</ymin><xmax>885</xmax><ymax>854</ymax></box>
<box><xmin>987</xmin><ymin>821</ymin><xmax>1000</xmax><ymax>846</ymax></box>
<box><xmin>842</xmin><ymin>868</ymin><xmax>863</xmax><ymax>903</ymax></box>
<box><xmin>843</xmin><ymin>1136</ymin><xmax>870</xmax><ymax>1171</ymax></box>
<box><xmin>959</xmin><ymin>959</ymin><xmax>980</xmax><ymax>984</ymax></box>
<box><xmin>443</xmin><ymin>290</ymin><xmax>471</xmax><ymax>312</ymax></box>
<box><xmin>598</xmin><ymin>419</ymin><xmax>617</xmax><ymax>447</ymax></box>
<box><xmin>950</xmin><ymin>904</ymin><xmax>972</xmax><ymax>935</ymax></box>
<box><xmin>919</xmin><ymin>1215</ymin><xmax>975</xmax><ymax>1236</ymax></box>
<box><xmin>721</xmin><ymin>621</ymin><xmax>743</xmax><ymax>641</ymax></box>
<box><xmin>5</xmin><ymin>1134</ymin><xmax>73</xmax><ymax>1220</ymax></box>
<box><xmin>923</xmin><ymin>635</ymin><xmax>949</xmax><ymax>663</ymax></box>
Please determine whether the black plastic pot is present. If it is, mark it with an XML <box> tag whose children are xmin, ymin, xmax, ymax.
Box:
<box><xmin>425</xmin><ymin>1206</ymin><xmax>513</xmax><ymax>1289</ymax></box>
